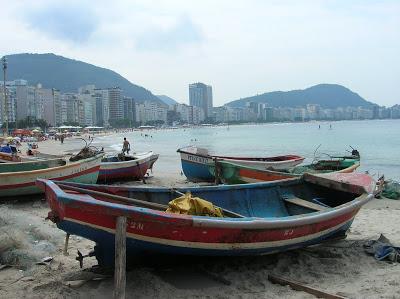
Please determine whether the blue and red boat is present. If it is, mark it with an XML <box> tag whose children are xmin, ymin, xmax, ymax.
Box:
<box><xmin>177</xmin><ymin>146</ymin><xmax>304</xmax><ymax>182</ymax></box>
<box><xmin>37</xmin><ymin>173</ymin><xmax>375</xmax><ymax>268</ymax></box>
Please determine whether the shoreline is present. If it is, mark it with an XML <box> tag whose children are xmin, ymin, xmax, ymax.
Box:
<box><xmin>0</xmin><ymin>135</ymin><xmax>399</xmax><ymax>298</ymax></box>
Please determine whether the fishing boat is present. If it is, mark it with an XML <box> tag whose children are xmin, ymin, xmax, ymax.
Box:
<box><xmin>0</xmin><ymin>144</ymin><xmax>21</xmax><ymax>162</ymax></box>
<box><xmin>209</xmin><ymin>156</ymin><xmax>360</xmax><ymax>184</ymax></box>
<box><xmin>0</xmin><ymin>154</ymin><xmax>102</xmax><ymax>198</ymax></box>
<box><xmin>37</xmin><ymin>172</ymin><xmax>375</xmax><ymax>267</ymax></box>
<box><xmin>177</xmin><ymin>146</ymin><xmax>304</xmax><ymax>182</ymax></box>
<box><xmin>98</xmin><ymin>152</ymin><xmax>152</xmax><ymax>182</ymax></box>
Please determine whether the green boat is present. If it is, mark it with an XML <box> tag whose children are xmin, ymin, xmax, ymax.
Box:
<box><xmin>0</xmin><ymin>154</ymin><xmax>103</xmax><ymax>198</ymax></box>
<box><xmin>209</xmin><ymin>156</ymin><xmax>360</xmax><ymax>184</ymax></box>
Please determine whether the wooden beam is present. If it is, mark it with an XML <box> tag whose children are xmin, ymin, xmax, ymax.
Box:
<box><xmin>283</xmin><ymin>196</ymin><xmax>328</xmax><ymax>211</ymax></box>
<box><xmin>268</xmin><ymin>274</ymin><xmax>346</xmax><ymax>299</ymax></box>
<box><xmin>57</xmin><ymin>182</ymin><xmax>245</xmax><ymax>218</ymax></box>
<box><xmin>114</xmin><ymin>216</ymin><xmax>127</xmax><ymax>299</ymax></box>
<box><xmin>63</xmin><ymin>233</ymin><xmax>70</xmax><ymax>256</ymax></box>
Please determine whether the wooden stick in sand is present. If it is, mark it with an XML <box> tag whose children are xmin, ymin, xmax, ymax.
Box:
<box><xmin>63</xmin><ymin>233</ymin><xmax>70</xmax><ymax>256</ymax></box>
<box><xmin>114</xmin><ymin>216</ymin><xmax>126</xmax><ymax>299</ymax></box>
<box><xmin>268</xmin><ymin>274</ymin><xmax>346</xmax><ymax>299</ymax></box>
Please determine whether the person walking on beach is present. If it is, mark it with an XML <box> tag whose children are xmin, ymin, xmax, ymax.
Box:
<box><xmin>122</xmin><ymin>137</ymin><xmax>130</xmax><ymax>154</ymax></box>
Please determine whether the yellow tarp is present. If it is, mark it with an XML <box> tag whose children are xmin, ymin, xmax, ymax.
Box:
<box><xmin>166</xmin><ymin>192</ymin><xmax>224</xmax><ymax>217</ymax></box>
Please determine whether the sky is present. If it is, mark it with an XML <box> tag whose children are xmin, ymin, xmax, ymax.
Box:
<box><xmin>1</xmin><ymin>0</ymin><xmax>399</xmax><ymax>106</ymax></box>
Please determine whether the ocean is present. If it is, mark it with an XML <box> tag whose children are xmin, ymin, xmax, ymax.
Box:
<box><xmin>92</xmin><ymin>119</ymin><xmax>400</xmax><ymax>181</ymax></box>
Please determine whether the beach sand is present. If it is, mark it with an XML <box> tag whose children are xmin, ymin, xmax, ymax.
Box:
<box><xmin>1</xmin><ymin>137</ymin><xmax>399</xmax><ymax>298</ymax></box>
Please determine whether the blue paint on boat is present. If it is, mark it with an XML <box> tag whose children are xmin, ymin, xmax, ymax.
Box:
<box><xmin>58</xmin><ymin>219</ymin><xmax>352</xmax><ymax>267</ymax></box>
<box><xmin>181</xmin><ymin>160</ymin><xmax>214</xmax><ymax>182</ymax></box>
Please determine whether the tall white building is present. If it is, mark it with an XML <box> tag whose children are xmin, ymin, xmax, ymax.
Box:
<box><xmin>189</xmin><ymin>82</ymin><xmax>213</xmax><ymax>119</ymax></box>
<box><xmin>134</xmin><ymin>101</ymin><xmax>168</xmax><ymax>124</ymax></box>
<box><xmin>94</xmin><ymin>89</ymin><xmax>110</xmax><ymax>127</ymax></box>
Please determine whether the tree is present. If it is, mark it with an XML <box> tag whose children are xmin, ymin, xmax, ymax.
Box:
<box><xmin>109</xmin><ymin>118</ymin><xmax>132</xmax><ymax>128</ymax></box>
<box><xmin>145</xmin><ymin>120</ymin><xmax>164</xmax><ymax>126</ymax></box>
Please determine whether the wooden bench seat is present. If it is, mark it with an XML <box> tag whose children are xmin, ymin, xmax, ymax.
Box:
<box><xmin>282</xmin><ymin>195</ymin><xmax>328</xmax><ymax>211</ymax></box>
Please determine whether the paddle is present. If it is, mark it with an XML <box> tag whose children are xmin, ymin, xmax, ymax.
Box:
<box><xmin>56</xmin><ymin>183</ymin><xmax>167</xmax><ymax>210</ymax></box>
<box><xmin>55</xmin><ymin>183</ymin><xmax>245</xmax><ymax>218</ymax></box>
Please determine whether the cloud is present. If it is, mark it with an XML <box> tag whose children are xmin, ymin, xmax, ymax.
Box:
<box><xmin>135</xmin><ymin>15</ymin><xmax>203</xmax><ymax>51</ymax></box>
<box><xmin>24</xmin><ymin>2</ymin><xmax>98</xmax><ymax>43</ymax></box>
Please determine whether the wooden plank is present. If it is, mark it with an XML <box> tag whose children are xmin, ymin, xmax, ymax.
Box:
<box><xmin>114</xmin><ymin>216</ymin><xmax>127</xmax><ymax>299</ymax></box>
<box><xmin>268</xmin><ymin>274</ymin><xmax>346</xmax><ymax>299</ymax></box>
<box><xmin>283</xmin><ymin>196</ymin><xmax>328</xmax><ymax>211</ymax></box>
<box><xmin>63</xmin><ymin>233</ymin><xmax>70</xmax><ymax>256</ymax></box>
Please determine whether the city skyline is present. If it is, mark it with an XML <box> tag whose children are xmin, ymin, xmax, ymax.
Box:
<box><xmin>1</xmin><ymin>78</ymin><xmax>399</xmax><ymax>130</ymax></box>
<box><xmin>0</xmin><ymin>1</ymin><xmax>399</xmax><ymax>107</ymax></box>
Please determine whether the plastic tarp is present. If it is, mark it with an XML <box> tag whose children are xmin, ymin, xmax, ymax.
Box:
<box><xmin>382</xmin><ymin>180</ymin><xmax>400</xmax><ymax>200</ymax></box>
<box><xmin>166</xmin><ymin>193</ymin><xmax>224</xmax><ymax>217</ymax></box>
<box><xmin>363</xmin><ymin>234</ymin><xmax>400</xmax><ymax>262</ymax></box>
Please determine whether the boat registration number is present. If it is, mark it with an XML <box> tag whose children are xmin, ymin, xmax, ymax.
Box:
<box><xmin>128</xmin><ymin>220</ymin><xmax>144</xmax><ymax>231</ymax></box>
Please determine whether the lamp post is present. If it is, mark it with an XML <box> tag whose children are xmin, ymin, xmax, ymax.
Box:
<box><xmin>2</xmin><ymin>56</ymin><xmax>8</xmax><ymax>137</ymax></box>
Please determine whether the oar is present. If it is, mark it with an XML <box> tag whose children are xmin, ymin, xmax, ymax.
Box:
<box><xmin>56</xmin><ymin>183</ymin><xmax>167</xmax><ymax>211</ymax></box>
<box><xmin>170</xmin><ymin>188</ymin><xmax>245</xmax><ymax>218</ymax></box>
<box><xmin>56</xmin><ymin>183</ymin><xmax>245</xmax><ymax>218</ymax></box>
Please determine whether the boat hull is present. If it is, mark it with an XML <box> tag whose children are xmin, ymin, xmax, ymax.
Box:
<box><xmin>180</xmin><ymin>151</ymin><xmax>215</xmax><ymax>182</ymax></box>
<box><xmin>37</xmin><ymin>175</ymin><xmax>373</xmax><ymax>267</ymax></box>
<box><xmin>178</xmin><ymin>147</ymin><xmax>304</xmax><ymax>182</ymax></box>
<box><xmin>0</xmin><ymin>155</ymin><xmax>102</xmax><ymax>197</ymax></box>
<box><xmin>98</xmin><ymin>153</ymin><xmax>151</xmax><ymax>182</ymax></box>
<box><xmin>57</xmin><ymin>213</ymin><xmax>354</xmax><ymax>267</ymax></box>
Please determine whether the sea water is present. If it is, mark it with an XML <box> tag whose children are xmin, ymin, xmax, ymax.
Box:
<box><xmin>92</xmin><ymin>119</ymin><xmax>400</xmax><ymax>181</ymax></box>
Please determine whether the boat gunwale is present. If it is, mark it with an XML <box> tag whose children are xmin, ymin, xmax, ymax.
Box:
<box><xmin>100</xmin><ymin>152</ymin><xmax>152</xmax><ymax>167</ymax></box>
<box><xmin>211</xmin><ymin>159</ymin><xmax>361</xmax><ymax>177</ymax></box>
<box><xmin>177</xmin><ymin>147</ymin><xmax>304</xmax><ymax>163</ymax></box>
<box><xmin>0</xmin><ymin>154</ymin><xmax>103</xmax><ymax>177</ymax></box>
<box><xmin>37</xmin><ymin>178</ymin><xmax>373</xmax><ymax>230</ymax></box>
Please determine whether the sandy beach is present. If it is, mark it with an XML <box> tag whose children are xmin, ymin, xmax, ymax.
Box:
<box><xmin>1</xmin><ymin>137</ymin><xmax>399</xmax><ymax>298</ymax></box>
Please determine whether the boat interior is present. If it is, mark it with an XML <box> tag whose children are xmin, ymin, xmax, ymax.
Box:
<box><xmin>58</xmin><ymin>179</ymin><xmax>362</xmax><ymax>219</ymax></box>
<box><xmin>101</xmin><ymin>154</ymin><xmax>140</xmax><ymax>163</ymax></box>
<box><xmin>288</xmin><ymin>159</ymin><xmax>358</xmax><ymax>174</ymax></box>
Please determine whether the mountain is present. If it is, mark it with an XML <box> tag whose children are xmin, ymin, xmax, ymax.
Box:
<box><xmin>4</xmin><ymin>53</ymin><xmax>162</xmax><ymax>103</ymax></box>
<box><xmin>156</xmin><ymin>95</ymin><xmax>179</xmax><ymax>106</ymax></box>
<box><xmin>226</xmin><ymin>84</ymin><xmax>375</xmax><ymax>109</ymax></box>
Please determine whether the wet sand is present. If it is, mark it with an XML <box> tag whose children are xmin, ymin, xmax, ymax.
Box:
<box><xmin>0</xmin><ymin>137</ymin><xmax>399</xmax><ymax>298</ymax></box>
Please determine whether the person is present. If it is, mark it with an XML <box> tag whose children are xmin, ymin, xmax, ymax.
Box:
<box><xmin>122</xmin><ymin>137</ymin><xmax>130</xmax><ymax>154</ymax></box>
<box><xmin>60</xmin><ymin>134</ymin><xmax>65</xmax><ymax>144</ymax></box>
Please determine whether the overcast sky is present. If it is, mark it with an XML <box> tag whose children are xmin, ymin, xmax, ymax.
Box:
<box><xmin>1</xmin><ymin>0</ymin><xmax>399</xmax><ymax>106</ymax></box>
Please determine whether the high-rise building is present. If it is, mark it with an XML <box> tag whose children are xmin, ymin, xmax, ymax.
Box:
<box><xmin>15</xmin><ymin>84</ymin><xmax>35</xmax><ymax>120</ymax></box>
<box><xmin>108</xmin><ymin>87</ymin><xmax>123</xmax><ymax>121</ymax></box>
<box><xmin>43</xmin><ymin>88</ymin><xmax>61</xmax><ymax>126</ymax></box>
<box><xmin>189</xmin><ymin>82</ymin><xmax>213</xmax><ymax>119</ymax></box>
<box><xmin>94</xmin><ymin>89</ymin><xmax>110</xmax><ymax>127</ymax></box>
<box><xmin>123</xmin><ymin>97</ymin><xmax>135</xmax><ymax>122</ymax></box>
<box><xmin>0</xmin><ymin>82</ymin><xmax>17</xmax><ymax>124</ymax></box>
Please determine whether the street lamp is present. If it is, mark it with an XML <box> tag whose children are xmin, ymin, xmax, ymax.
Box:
<box><xmin>2</xmin><ymin>56</ymin><xmax>8</xmax><ymax>137</ymax></box>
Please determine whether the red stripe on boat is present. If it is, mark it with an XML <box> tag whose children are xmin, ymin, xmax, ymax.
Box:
<box><xmin>0</xmin><ymin>166</ymin><xmax>100</xmax><ymax>190</ymax></box>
